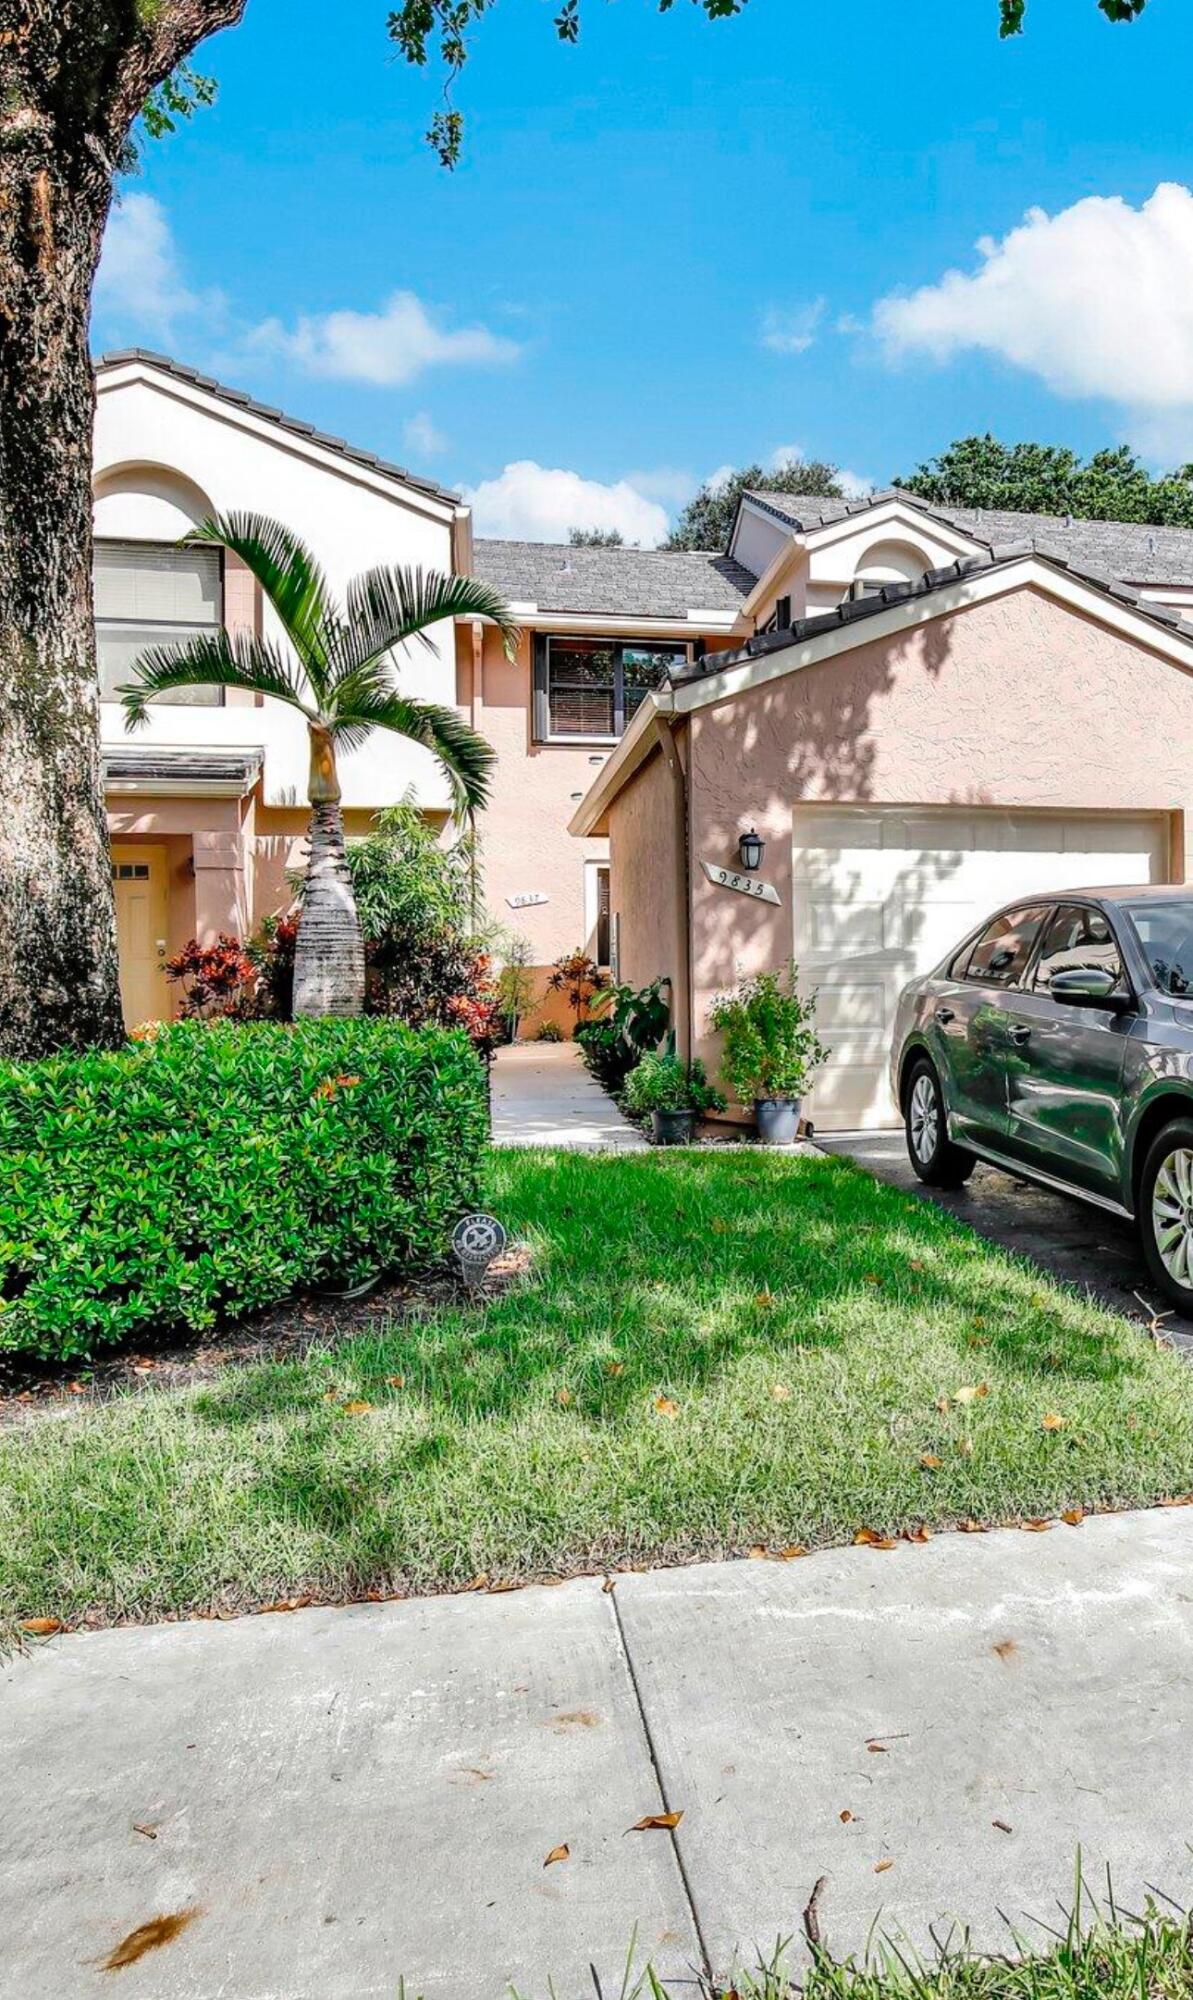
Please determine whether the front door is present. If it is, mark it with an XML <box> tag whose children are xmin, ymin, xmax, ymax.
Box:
<box><xmin>111</xmin><ymin>844</ymin><xmax>170</xmax><ymax>1028</ymax></box>
<box><xmin>1001</xmin><ymin>902</ymin><xmax>1132</xmax><ymax>1200</ymax></box>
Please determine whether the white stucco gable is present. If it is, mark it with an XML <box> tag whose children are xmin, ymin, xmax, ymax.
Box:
<box><xmin>93</xmin><ymin>353</ymin><xmax>468</xmax><ymax>814</ymax></box>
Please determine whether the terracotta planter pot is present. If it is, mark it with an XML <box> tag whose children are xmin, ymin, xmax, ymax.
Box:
<box><xmin>754</xmin><ymin>1097</ymin><xmax>801</xmax><ymax>1146</ymax></box>
<box><xmin>652</xmin><ymin>1108</ymin><xmax>695</xmax><ymax>1146</ymax></box>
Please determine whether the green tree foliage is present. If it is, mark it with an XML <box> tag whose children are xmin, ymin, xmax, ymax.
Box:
<box><xmin>388</xmin><ymin>0</ymin><xmax>1146</xmax><ymax>166</ymax></box>
<box><xmin>664</xmin><ymin>461</ymin><xmax>844</xmax><ymax>553</ymax></box>
<box><xmin>568</xmin><ymin>527</ymin><xmax>624</xmax><ymax>547</ymax></box>
<box><xmin>900</xmin><ymin>436</ymin><xmax>1193</xmax><ymax>528</ymax></box>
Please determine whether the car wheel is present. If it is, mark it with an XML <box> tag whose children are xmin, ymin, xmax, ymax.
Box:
<box><xmin>1140</xmin><ymin>1117</ymin><xmax>1193</xmax><ymax>1317</ymax></box>
<box><xmin>904</xmin><ymin>1057</ymin><xmax>975</xmax><ymax>1189</ymax></box>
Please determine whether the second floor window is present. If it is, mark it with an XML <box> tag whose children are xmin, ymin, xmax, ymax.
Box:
<box><xmin>95</xmin><ymin>541</ymin><xmax>224</xmax><ymax>705</ymax></box>
<box><xmin>533</xmin><ymin>635</ymin><xmax>688</xmax><ymax>741</ymax></box>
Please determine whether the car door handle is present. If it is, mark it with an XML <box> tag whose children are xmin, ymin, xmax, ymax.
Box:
<box><xmin>934</xmin><ymin>1006</ymin><xmax>955</xmax><ymax>1025</ymax></box>
<box><xmin>1009</xmin><ymin>1023</ymin><xmax>1032</xmax><ymax>1046</ymax></box>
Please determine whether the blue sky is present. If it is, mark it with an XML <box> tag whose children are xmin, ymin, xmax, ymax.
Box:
<box><xmin>92</xmin><ymin>0</ymin><xmax>1193</xmax><ymax>544</ymax></box>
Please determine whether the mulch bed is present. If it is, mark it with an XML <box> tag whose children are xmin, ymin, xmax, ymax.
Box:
<box><xmin>0</xmin><ymin>1245</ymin><xmax>532</xmax><ymax>1429</ymax></box>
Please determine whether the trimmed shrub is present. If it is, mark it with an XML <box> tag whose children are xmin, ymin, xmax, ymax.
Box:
<box><xmin>0</xmin><ymin>1018</ymin><xmax>487</xmax><ymax>1362</ymax></box>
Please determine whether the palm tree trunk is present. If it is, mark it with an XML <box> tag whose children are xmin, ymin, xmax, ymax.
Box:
<box><xmin>292</xmin><ymin>723</ymin><xmax>366</xmax><ymax>1018</ymax></box>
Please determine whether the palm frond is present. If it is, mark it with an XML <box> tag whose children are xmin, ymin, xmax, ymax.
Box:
<box><xmin>331</xmin><ymin>690</ymin><xmax>496</xmax><ymax>815</ymax></box>
<box><xmin>119</xmin><ymin>630</ymin><xmax>313</xmax><ymax>730</ymax></box>
<box><xmin>188</xmin><ymin>512</ymin><xmax>335</xmax><ymax>694</ymax></box>
<box><xmin>331</xmin><ymin>566</ymin><xmax>520</xmax><ymax>683</ymax></box>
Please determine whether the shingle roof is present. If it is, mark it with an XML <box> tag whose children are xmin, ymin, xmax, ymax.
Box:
<box><xmin>471</xmin><ymin>539</ymin><xmax>755</xmax><ymax>618</ymax></box>
<box><xmin>95</xmin><ymin>350</ymin><xmax>461</xmax><ymax>508</ymax></box>
<box><xmin>672</xmin><ymin>541</ymin><xmax>1193</xmax><ymax>686</ymax></box>
<box><xmin>741</xmin><ymin>486</ymin><xmax>1193</xmax><ymax>587</ymax></box>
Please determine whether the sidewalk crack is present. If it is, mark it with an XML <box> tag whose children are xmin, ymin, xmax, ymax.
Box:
<box><xmin>607</xmin><ymin>1584</ymin><xmax>713</xmax><ymax>1984</ymax></box>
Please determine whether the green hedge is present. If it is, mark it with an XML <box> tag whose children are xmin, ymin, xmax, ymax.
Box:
<box><xmin>0</xmin><ymin>1019</ymin><xmax>487</xmax><ymax>1361</ymax></box>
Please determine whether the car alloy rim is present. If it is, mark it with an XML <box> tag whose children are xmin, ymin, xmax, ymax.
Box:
<box><xmin>1151</xmin><ymin>1147</ymin><xmax>1193</xmax><ymax>1289</ymax></box>
<box><xmin>909</xmin><ymin>1073</ymin><xmax>938</xmax><ymax>1162</ymax></box>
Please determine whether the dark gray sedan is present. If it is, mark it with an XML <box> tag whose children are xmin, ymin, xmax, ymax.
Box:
<box><xmin>891</xmin><ymin>887</ymin><xmax>1193</xmax><ymax>1315</ymax></box>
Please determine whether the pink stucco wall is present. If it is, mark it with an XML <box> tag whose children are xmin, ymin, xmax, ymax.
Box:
<box><xmin>638</xmin><ymin>582</ymin><xmax>1193</xmax><ymax>1069</ymax></box>
<box><xmin>608</xmin><ymin>740</ymin><xmax>684</xmax><ymax>1001</ymax></box>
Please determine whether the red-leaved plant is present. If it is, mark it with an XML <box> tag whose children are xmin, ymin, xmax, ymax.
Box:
<box><xmin>164</xmin><ymin>935</ymin><xmax>258</xmax><ymax>1020</ymax></box>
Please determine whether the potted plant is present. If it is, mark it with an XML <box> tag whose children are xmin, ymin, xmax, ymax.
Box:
<box><xmin>708</xmin><ymin>964</ymin><xmax>828</xmax><ymax>1145</ymax></box>
<box><xmin>622</xmin><ymin>1048</ymin><xmax>726</xmax><ymax>1145</ymax></box>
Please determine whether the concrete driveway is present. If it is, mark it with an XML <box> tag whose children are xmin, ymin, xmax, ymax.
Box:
<box><xmin>817</xmin><ymin>1131</ymin><xmax>1168</xmax><ymax>1330</ymax></box>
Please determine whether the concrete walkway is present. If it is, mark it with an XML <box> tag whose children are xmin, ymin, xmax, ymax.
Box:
<box><xmin>6</xmin><ymin>1507</ymin><xmax>1193</xmax><ymax>1996</ymax></box>
<box><xmin>490</xmin><ymin>1040</ymin><xmax>645</xmax><ymax>1149</ymax></box>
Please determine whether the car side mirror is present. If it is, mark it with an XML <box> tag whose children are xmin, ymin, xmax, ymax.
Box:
<box><xmin>1049</xmin><ymin>966</ymin><xmax>1128</xmax><ymax>1010</ymax></box>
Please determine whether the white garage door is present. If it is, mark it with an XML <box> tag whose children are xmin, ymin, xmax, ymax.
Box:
<box><xmin>792</xmin><ymin>806</ymin><xmax>1168</xmax><ymax>1131</ymax></box>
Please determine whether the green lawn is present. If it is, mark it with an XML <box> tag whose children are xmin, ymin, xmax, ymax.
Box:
<box><xmin>4</xmin><ymin>1146</ymin><xmax>1193</xmax><ymax>1633</ymax></box>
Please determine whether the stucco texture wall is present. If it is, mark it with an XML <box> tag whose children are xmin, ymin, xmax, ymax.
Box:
<box><xmin>686</xmin><ymin>582</ymin><xmax>1193</xmax><ymax>1067</ymax></box>
<box><xmin>608</xmin><ymin>741</ymin><xmax>684</xmax><ymax>1004</ymax></box>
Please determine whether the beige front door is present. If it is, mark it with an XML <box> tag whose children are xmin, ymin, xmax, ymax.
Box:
<box><xmin>111</xmin><ymin>844</ymin><xmax>171</xmax><ymax>1028</ymax></box>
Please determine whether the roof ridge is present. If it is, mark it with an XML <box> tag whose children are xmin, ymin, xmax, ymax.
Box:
<box><xmin>95</xmin><ymin>348</ymin><xmax>461</xmax><ymax>508</ymax></box>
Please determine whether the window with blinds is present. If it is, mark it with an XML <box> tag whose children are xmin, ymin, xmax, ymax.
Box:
<box><xmin>95</xmin><ymin>541</ymin><xmax>224</xmax><ymax>705</ymax></box>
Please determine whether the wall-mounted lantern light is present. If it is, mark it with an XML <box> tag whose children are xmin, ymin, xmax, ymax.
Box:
<box><xmin>738</xmin><ymin>827</ymin><xmax>764</xmax><ymax>873</ymax></box>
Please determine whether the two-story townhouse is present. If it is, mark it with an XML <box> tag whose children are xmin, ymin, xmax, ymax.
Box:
<box><xmin>573</xmin><ymin>486</ymin><xmax>1193</xmax><ymax>1128</ymax></box>
<box><xmin>91</xmin><ymin>349</ymin><xmax>755</xmax><ymax>1029</ymax></box>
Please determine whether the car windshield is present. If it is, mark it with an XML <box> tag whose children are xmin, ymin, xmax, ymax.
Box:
<box><xmin>1122</xmin><ymin>897</ymin><xmax>1193</xmax><ymax>996</ymax></box>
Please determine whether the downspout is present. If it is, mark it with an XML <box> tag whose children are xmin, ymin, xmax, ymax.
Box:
<box><xmin>652</xmin><ymin>711</ymin><xmax>693</xmax><ymax>1064</ymax></box>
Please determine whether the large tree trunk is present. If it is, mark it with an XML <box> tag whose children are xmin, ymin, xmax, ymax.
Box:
<box><xmin>292</xmin><ymin>723</ymin><xmax>366</xmax><ymax>1018</ymax></box>
<box><xmin>0</xmin><ymin>1</ymin><xmax>247</xmax><ymax>1060</ymax></box>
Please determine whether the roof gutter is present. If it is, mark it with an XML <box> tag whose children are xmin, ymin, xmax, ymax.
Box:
<box><xmin>651</xmin><ymin>711</ymin><xmax>693</xmax><ymax>1063</ymax></box>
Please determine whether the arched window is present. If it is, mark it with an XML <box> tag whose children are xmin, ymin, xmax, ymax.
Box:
<box><xmin>92</xmin><ymin>465</ymin><xmax>222</xmax><ymax>705</ymax></box>
<box><xmin>848</xmin><ymin>538</ymin><xmax>928</xmax><ymax>601</ymax></box>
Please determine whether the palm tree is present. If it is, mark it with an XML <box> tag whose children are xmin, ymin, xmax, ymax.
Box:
<box><xmin>121</xmin><ymin>512</ymin><xmax>518</xmax><ymax>1019</ymax></box>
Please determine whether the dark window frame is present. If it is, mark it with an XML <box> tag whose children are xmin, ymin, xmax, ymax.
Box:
<box><xmin>961</xmin><ymin>903</ymin><xmax>1051</xmax><ymax>990</ymax></box>
<box><xmin>1029</xmin><ymin>900</ymin><xmax>1128</xmax><ymax>999</ymax></box>
<box><xmin>532</xmin><ymin>633</ymin><xmax>690</xmax><ymax>744</ymax></box>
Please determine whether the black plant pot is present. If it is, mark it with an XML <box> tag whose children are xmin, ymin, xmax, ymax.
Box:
<box><xmin>652</xmin><ymin>1108</ymin><xmax>695</xmax><ymax>1146</ymax></box>
<box><xmin>754</xmin><ymin>1097</ymin><xmax>801</xmax><ymax>1146</ymax></box>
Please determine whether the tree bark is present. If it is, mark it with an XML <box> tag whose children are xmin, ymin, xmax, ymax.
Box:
<box><xmin>292</xmin><ymin>724</ymin><xmax>366</xmax><ymax>1017</ymax></box>
<box><xmin>0</xmin><ymin>1</ymin><xmax>246</xmax><ymax>1060</ymax></box>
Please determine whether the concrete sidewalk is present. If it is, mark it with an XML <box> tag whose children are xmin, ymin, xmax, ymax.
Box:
<box><xmin>490</xmin><ymin>1040</ymin><xmax>646</xmax><ymax>1150</ymax></box>
<box><xmin>5</xmin><ymin>1508</ymin><xmax>1193</xmax><ymax>1995</ymax></box>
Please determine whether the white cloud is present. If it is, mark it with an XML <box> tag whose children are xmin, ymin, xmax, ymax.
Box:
<box><xmin>703</xmin><ymin>463</ymin><xmax>737</xmax><ymax>495</ymax></box>
<box><xmin>95</xmin><ymin>193</ymin><xmax>211</xmax><ymax>339</ymax></box>
<box><xmin>768</xmin><ymin>442</ymin><xmax>806</xmax><ymax>470</ymax></box>
<box><xmin>463</xmin><ymin>461</ymin><xmax>670</xmax><ymax>546</ymax></box>
<box><xmin>837</xmin><ymin>469</ymin><xmax>874</xmax><ymax>499</ymax></box>
<box><xmin>624</xmin><ymin>466</ymin><xmax>699</xmax><ymax>507</ymax></box>
<box><xmin>759</xmin><ymin>299</ymin><xmax>826</xmax><ymax>356</ymax></box>
<box><xmin>245</xmin><ymin>290</ymin><xmax>522</xmax><ymax>387</ymax></box>
<box><xmin>403</xmin><ymin>411</ymin><xmax>448</xmax><ymax>458</ymax></box>
<box><xmin>873</xmin><ymin>183</ymin><xmax>1193</xmax><ymax>458</ymax></box>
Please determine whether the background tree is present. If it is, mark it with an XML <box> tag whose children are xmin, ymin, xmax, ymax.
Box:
<box><xmin>122</xmin><ymin>513</ymin><xmax>516</xmax><ymax>1019</ymax></box>
<box><xmin>664</xmin><ymin>460</ymin><xmax>844</xmax><ymax>553</ymax></box>
<box><xmin>568</xmin><ymin>527</ymin><xmax>625</xmax><ymax>547</ymax></box>
<box><xmin>899</xmin><ymin>436</ymin><xmax>1193</xmax><ymax>527</ymax></box>
<box><xmin>0</xmin><ymin>0</ymin><xmax>1147</xmax><ymax>1057</ymax></box>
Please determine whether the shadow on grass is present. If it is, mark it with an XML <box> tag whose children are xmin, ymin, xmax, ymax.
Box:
<box><xmin>192</xmin><ymin>1149</ymin><xmax>1143</xmax><ymax>1438</ymax></box>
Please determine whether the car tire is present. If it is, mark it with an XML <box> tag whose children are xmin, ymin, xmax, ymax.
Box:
<box><xmin>904</xmin><ymin>1056</ymin><xmax>976</xmax><ymax>1190</ymax></box>
<box><xmin>1139</xmin><ymin>1117</ymin><xmax>1193</xmax><ymax>1318</ymax></box>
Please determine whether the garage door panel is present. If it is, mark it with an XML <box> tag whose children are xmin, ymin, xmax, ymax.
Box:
<box><xmin>792</xmin><ymin>807</ymin><xmax>1167</xmax><ymax>1132</ymax></box>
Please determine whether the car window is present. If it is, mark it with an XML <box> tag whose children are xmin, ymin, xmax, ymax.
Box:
<box><xmin>1032</xmin><ymin>904</ymin><xmax>1123</xmax><ymax>992</ymax></box>
<box><xmin>1122</xmin><ymin>897</ymin><xmax>1193</xmax><ymax>995</ymax></box>
<box><xmin>964</xmin><ymin>905</ymin><xmax>1049</xmax><ymax>988</ymax></box>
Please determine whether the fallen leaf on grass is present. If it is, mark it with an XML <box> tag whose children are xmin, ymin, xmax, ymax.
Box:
<box><xmin>748</xmin><ymin>1546</ymin><xmax>769</xmax><ymax>1560</ymax></box>
<box><xmin>776</xmin><ymin>1544</ymin><xmax>807</xmax><ymax>1560</ymax></box>
<box><xmin>770</xmin><ymin>1383</ymin><xmax>791</xmax><ymax>1402</ymax></box>
<box><xmin>605</xmin><ymin>1362</ymin><xmax>624</xmax><ymax>1378</ymax></box>
<box><xmin>1159</xmin><ymin>1494</ymin><xmax>1193</xmax><ymax>1507</ymax></box>
<box><xmin>487</xmin><ymin>1580</ymin><xmax>522</xmax><ymax>1594</ymax></box>
<box><xmin>854</xmin><ymin>1528</ymin><xmax>896</xmax><ymax>1550</ymax></box>
<box><xmin>952</xmin><ymin>1384</ymin><xmax>989</xmax><ymax>1405</ymax></box>
<box><xmin>755</xmin><ymin>1289</ymin><xmax>777</xmax><ymax>1308</ymax></box>
<box><xmin>1041</xmin><ymin>1412</ymin><xmax>1065</xmax><ymax>1431</ymax></box>
<box><xmin>557</xmin><ymin>1389</ymin><xmax>572</xmax><ymax>1407</ymax></box>
<box><xmin>654</xmin><ymin>1396</ymin><xmax>679</xmax><ymax>1417</ymax></box>
<box><xmin>341</xmin><ymin>1400</ymin><xmax>373</xmax><ymax>1416</ymax></box>
<box><xmin>959</xmin><ymin>1519</ymin><xmax>987</xmax><ymax>1534</ymax></box>
<box><xmin>919</xmin><ymin>1453</ymin><xmax>941</xmax><ymax>1471</ymax></box>
<box><xmin>543</xmin><ymin>1845</ymin><xmax>570</xmax><ymax>1867</ymax></box>
<box><xmin>903</xmin><ymin>1525</ymin><xmax>932</xmax><ymax>1544</ymax></box>
<box><xmin>19</xmin><ymin>1618</ymin><xmax>61</xmax><ymax>1637</ymax></box>
<box><xmin>628</xmin><ymin>1812</ymin><xmax>683</xmax><ymax>1832</ymax></box>
<box><xmin>874</xmin><ymin>1859</ymin><xmax>894</xmax><ymax>1874</ymax></box>
<box><xmin>1021</xmin><ymin>1518</ymin><xmax>1052</xmax><ymax>1533</ymax></box>
<box><xmin>386</xmin><ymin>1376</ymin><xmax>405</xmax><ymax>1389</ymax></box>
<box><xmin>1062</xmin><ymin>1509</ymin><xmax>1084</xmax><ymax>1527</ymax></box>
